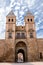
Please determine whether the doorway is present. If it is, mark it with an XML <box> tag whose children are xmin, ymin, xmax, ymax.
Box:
<box><xmin>17</xmin><ymin>49</ymin><xmax>25</xmax><ymax>62</ymax></box>
<box><xmin>15</xmin><ymin>41</ymin><xmax>27</xmax><ymax>62</ymax></box>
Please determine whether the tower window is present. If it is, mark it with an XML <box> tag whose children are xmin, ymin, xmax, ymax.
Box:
<box><xmin>27</xmin><ymin>19</ymin><xmax>29</xmax><ymax>21</ymax></box>
<box><xmin>8</xmin><ymin>19</ymin><xmax>10</xmax><ymax>22</ymax></box>
<box><xmin>16</xmin><ymin>32</ymin><xmax>26</xmax><ymax>39</ymax></box>
<box><xmin>12</xmin><ymin>19</ymin><xmax>13</xmax><ymax>22</ymax></box>
<box><xmin>21</xmin><ymin>33</ymin><xmax>26</xmax><ymax>38</ymax></box>
<box><xmin>8</xmin><ymin>32</ymin><xmax>12</xmax><ymax>38</ymax></box>
<box><xmin>16</xmin><ymin>33</ymin><xmax>20</xmax><ymax>39</ymax></box>
<box><xmin>30</xmin><ymin>32</ymin><xmax>33</xmax><ymax>38</ymax></box>
<box><xmin>40</xmin><ymin>52</ymin><xmax>42</xmax><ymax>59</ymax></box>
<box><xmin>31</xmin><ymin>19</ymin><xmax>32</xmax><ymax>22</ymax></box>
<box><xmin>22</xmin><ymin>27</ymin><xmax>23</xmax><ymax>28</ymax></box>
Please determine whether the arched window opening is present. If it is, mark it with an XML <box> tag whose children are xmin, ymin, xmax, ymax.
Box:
<box><xmin>16</xmin><ymin>33</ymin><xmax>20</xmax><ymax>39</ymax></box>
<box><xmin>27</xmin><ymin>19</ymin><xmax>29</xmax><ymax>22</ymax></box>
<box><xmin>31</xmin><ymin>19</ymin><xmax>32</xmax><ymax>22</ymax></box>
<box><xmin>12</xmin><ymin>19</ymin><xmax>13</xmax><ymax>22</ymax></box>
<box><xmin>30</xmin><ymin>32</ymin><xmax>33</xmax><ymax>38</ymax></box>
<box><xmin>8</xmin><ymin>19</ymin><xmax>10</xmax><ymax>22</ymax></box>
<box><xmin>8</xmin><ymin>32</ymin><xmax>12</xmax><ymax>39</ymax></box>
<box><xmin>16</xmin><ymin>32</ymin><xmax>26</xmax><ymax>39</ymax></box>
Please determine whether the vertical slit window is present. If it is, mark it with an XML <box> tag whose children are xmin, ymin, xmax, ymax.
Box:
<box><xmin>40</xmin><ymin>52</ymin><xmax>42</xmax><ymax>59</ymax></box>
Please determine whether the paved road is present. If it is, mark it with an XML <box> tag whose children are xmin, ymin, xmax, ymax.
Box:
<box><xmin>0</xmin><ymin>62</ymin><xmax>43</xmax><ymax>65</ymax></box>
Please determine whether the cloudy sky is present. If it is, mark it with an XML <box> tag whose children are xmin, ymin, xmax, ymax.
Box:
<box><xmin>0</xmin><ymin>0</ymin><xmax>43</xmax><ymax>39</ymax></box>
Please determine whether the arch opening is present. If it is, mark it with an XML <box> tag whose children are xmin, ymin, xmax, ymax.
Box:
<box><xmin>17</xmin><ymin>49</ymin><xmax>25</xmax><ymax>62</ymax></box>
<box><xmin>15</xmin><ymin>41</ymin><xmax>27</xmax><ymax>63</ymax></box>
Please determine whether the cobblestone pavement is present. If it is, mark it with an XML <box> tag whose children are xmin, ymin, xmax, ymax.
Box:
<box><xmin>0</xmin><ymin>62</ymin><xmax>43</xmax><ymax>65</ymax></box>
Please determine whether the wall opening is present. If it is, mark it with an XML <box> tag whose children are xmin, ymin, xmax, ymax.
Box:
<box><xmin>40</xmin><ymin>52</ymin><xmax>42</xmax><ymax>59</ymax></box>
<box><xmin>17</xmin><ymin>49</ymin><xmax>25</xmax><ymax>62</ymax></box>
<box><xmin>15</xmin><ymin>41</ymin><xmax>27</xmax><ymax>62</ymax></box>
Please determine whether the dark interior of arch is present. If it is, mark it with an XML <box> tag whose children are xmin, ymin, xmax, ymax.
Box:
<box><xmin>17</xmin><ymin>49</ymin><xmax>25</xmax><ymax>62</ymax></box>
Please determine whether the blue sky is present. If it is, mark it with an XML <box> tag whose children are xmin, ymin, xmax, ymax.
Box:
<box><xmin>0</xmin><ymin>0</ymin><xmax>43</xmax><ymax>39</ymax></box>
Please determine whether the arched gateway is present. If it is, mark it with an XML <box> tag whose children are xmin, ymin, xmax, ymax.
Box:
<box><xmin>15</xmin><ymin>41</ymin><xmax>27</xmax><ymax>62</ymax></box>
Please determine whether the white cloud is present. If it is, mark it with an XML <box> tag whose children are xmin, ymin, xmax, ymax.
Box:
<box><xmin>25</xmin><ymin>0</ymin><xmax>35</xmax><ymax>7</ymax></box>
<box><xmin>0</xmin><ymin>32</ymin><xmax>5</xmax><ymax>39</ymax></box>
<box><xmin>19</xmin><ymin>11</ymin><xmax>24</xmax><ymax>15</ymax></box>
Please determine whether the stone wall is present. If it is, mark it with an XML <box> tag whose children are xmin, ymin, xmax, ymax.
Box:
<box><xmin>37</xmin><ymin>39</ymin><xmax>43</xmax><ymax>61</ymax></box>
<box><xmin>0</xmin><ymin>40</ymin><xmax>15</xmax><ymax>62</ymax></box>
<box><xmin>0</xmin><ymin>38</ymin><xmax>43</xmax><ymax>62</ymax></box>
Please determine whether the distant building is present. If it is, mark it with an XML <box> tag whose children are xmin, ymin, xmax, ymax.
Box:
<box><xmin>0</xmin><ymin>10</ymin><xmax>43</xmax><ymax>62</ymax></box>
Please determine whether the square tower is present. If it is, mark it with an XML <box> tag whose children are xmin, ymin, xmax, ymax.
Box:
<box><xmin>5</xmin><ymin>10</ymin><xmax>16</xmax><ymax>40</ymax></box>
<box><xmin>24</xmin><ymin>11</ymin><xmax>36</xmax><ymax>39</ymax></box>
<box><xmin>24</xmin><ymin>11</ymin><xmax>38</xmax><ymax>61</ymax></box>
<box><xmin>5</xmin><ymin>10</ymin><xmax>16</xmax><ymax>62</ymax></box>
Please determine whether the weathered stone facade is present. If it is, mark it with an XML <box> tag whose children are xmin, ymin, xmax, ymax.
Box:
<box><xmin>0</xmin><ymin>11</ymin><xmax>43</xmax><ymax>62</ymax></box>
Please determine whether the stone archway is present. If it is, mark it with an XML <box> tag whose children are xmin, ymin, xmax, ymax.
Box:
<box><xmin>17</xmin><ymin>49</ymin><xmax>25</xmax><ymax>62</ymax></box>
<box><xmin>15</xmin><ymin>41</ymin><xmax>27</xmax><ymax>62</ymax></box>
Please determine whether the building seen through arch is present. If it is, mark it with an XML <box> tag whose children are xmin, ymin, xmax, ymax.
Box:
<box><xmin>17</xmin><ymin>49</ymin><xmax>24</xmax><ymax>62</ymax></box>
<box><xmin>0</xmin><ymin>10</ymin><xmax>43</xmax><ymax>62</ymax></box>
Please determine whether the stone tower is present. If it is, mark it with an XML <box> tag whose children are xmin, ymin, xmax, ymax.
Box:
<box><xmin>25</xmin><ymin>11</ymin><xmax>36</xmax><ymax>39</ymax></box>
<box><xmin>24</xmin><ymin>11</ymin><xmax>38</xmax><ymax>61</ymax></box>
<box><xmin>5</xmin><ymin>10</ymin><xmax>16</xmax><ymax>61</ymax></box>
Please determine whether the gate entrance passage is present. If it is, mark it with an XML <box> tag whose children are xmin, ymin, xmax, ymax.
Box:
<box><xmin>15</xmin><ymin>41</ymin><xmax>27</xmax><ymax>62</ymax></box>
<box><xmin>17</xmin><ymin>49</ymin><xmax>25</xmax><ymax>62</ymax></box>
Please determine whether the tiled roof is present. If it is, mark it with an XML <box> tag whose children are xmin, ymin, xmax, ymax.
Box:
<box><xmin>25</xmin><ymin>10</ymin><xmax>33</xmax><ymax>16</ymax></box>
<box><xmin>7</xmin><ymin>10</ymin><xmax>15</xmax><ymax>16</ymax></box>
